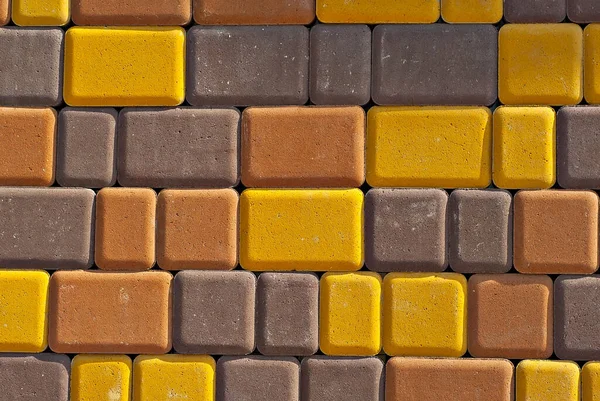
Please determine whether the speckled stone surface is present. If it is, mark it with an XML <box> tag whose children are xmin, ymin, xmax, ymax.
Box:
<box><xmin>0</xmin><ymin>187</ymin><xmax>94</xmax><ymax>270</ymax></box>
<box><xmin>0</xmin><ymin>354</ymin><xmax>70</xmax><ymax>401</ymax></box>
<box><xmin>256</xmin><ymin>273</ymin><xmax>319</xmax><ymax>356</ymax></box>
<box><xmin>448</xmin><ymin>189</ymin><xmax>512</xmax><ymax>273</ymax></box>
<box><xmin>504</xmin><ymin>0</ymin><xmax>566</xmax><ymax>22</ymax></box>
<box><xmin>194</xmin><ymin>0</ymin><xmax>315</xmax><ymax>24</ymax></box>
<box><xmin>72</xmin><ymin>0</ymin><xmax>191</xmax><ymax>25</ymax></box>
<box><xmin>217</xmin><ymin>356</ymin><xmax>300</xmax><ymax>401</ymax></box>
<box><xmin>186</xmin><ymin>26</ymin><xmax>309</xmax><ymax>106</ymax></box>
<box><xmin>365</xmin><ymin>189</ymin><xmax>448</xmax><ymax>272</ymax></box>
<box><xmin>372</xmin><ymin>25</ymin><xmax>497</xmax><ymax>106</ymax></box>
<box><xmin>568</xmin><ymin>0</ymin><xmax>600</xmax><ymax>22</ymax></box>
<box><xmin>309</xmin><ymin>24</ymin><xmax>371</xmax><ymax>105</ymax></box>
<box><xmin>173</xmin><ymin>271</ymin><xmax>256</xmax><ymax>355</ymax></box>
<box><xmin>0</xmin><ymin>0</ymin><xmax>8</xmax><ymax>25</ymax></box>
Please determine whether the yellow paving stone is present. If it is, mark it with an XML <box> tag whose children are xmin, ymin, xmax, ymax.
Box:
<box><xmin>584</xmin><ymin>24</ymin><xmax>600</xmax><ymax>104</ymax></box>
<box><xmin>12</xmin><ymin>0</ymin><xmax>69</xmax><ymax>26</ymax></box>
<box><xmin>441</xmin><ymin>0</ymin><xmax>503</xmax><ymax>23</ymax></box>
<box><xmin>316</xmin><ymin>0</ymin><xmax>439</xmax><ymax>23</ymax></box>
<box><xmin>71</xmin><ymin>355</ymin><xmax>132</xmax><ymax>401</ymax></box>
<box><xmin>583</xmin><ymin>362</ymin><xmax>600</xmax><ymax>401</ymax></box>
<box><xmin>516</xmin><ymin>360</ymin><xmax>580</xmax><ymax>401</ymax></box>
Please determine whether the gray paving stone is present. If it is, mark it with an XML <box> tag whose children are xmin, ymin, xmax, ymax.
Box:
<box><xmin>0</xmin><ymin>354</ymin><xmax>70</xmax><ymax>401</ymax></box>
<box><xmin>505</xmin><ymin>0</ymin><xmax>566</xmax><ymax>22</ymax></box>
<box><xmin>567</xmin><ymin>0</ymin><xmax>600</xmax><ymax>22</ymax></box>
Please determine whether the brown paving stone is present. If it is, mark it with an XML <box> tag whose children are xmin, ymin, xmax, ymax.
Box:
<box><xmin>468</xmin><ymin>274</ymin><xmax>553</xmax><ymax>359</ymax></box>
<box><xmin>0</xmin><ymin>0</ymin><xmax>8</xmax><ymax>25</ymax></box>
<box><xmin>0</xmin><ymin>354</ymin><xmax>70</xmax><ymax>401</ymax></box>
<box><xmin>48</xmin><ymin>270</ymin><xmax>172</xmax><ymax>354</ymax></box>
<box><xmin>95</xmin><ymin>188</ymin><xmax>156</xmax><ymax>271</ymax></box>
<box><xmin>504</xmin><ymin>0</ymin><xmax>566</xmax><ymax>22</ymax></box>
<box><xmin>568</xmin><ymin>0</ymin><xmax>600</xmax><ymax>22</ymax></box>
<box><xmin>241</xmin><ymin>107</ymin><xmax>365</xmax><ymax>187</ymax></box>
<box><xmin>194</xmin><ymin>0</ymin><xmax>314</xmax><ymax>24</ymax></box>
<box><xmin>514</xmin><ymin>190</ymin><xmax>599</xmax><ymax>274</ymax></box>
<box><xmin>72</xmin><ymin>0</ymin><xmax>191</xmax><ymax>25</ymax></box>
<box><xmin>156</xmin><ymin>189</ymin><xmax>238</xmax><ymax>270</ymax></box>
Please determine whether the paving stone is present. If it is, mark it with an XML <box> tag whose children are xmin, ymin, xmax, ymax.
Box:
<box><xmin>499</xmin><ymin>24</ymin><xmax>583</xmax><ymax>105</ymax></box>
<box><xmin>0</xmin><ymin>187</ymin><xmax>94</xmax><ymax>270</ymax></box>
<box><xmin>187</xmin><ymin>26</ymin><xmax>309</xmax><ymax>106</ymax></box>
<box><xmin>0</xmin><ymin>107</ymin><xmax>56</xmax><ymax>186</ymax></box>
<box><xmin>386</xmin><ymin>357</ymin><xmax>513</xmax><ymax>401</ymax></box>
<box><xmin>56</xmin><ymin>108</ymin><xmax>117</xmax><ymax>188</ymax></box>
<box><xmin>173</xmin><ymin>270</ymin><xmax>255</xmax><ymax>355</ymax></box>
<box><xmin>383</xmin><ymin>273</ymin><xmax>467</xmax><ymax>357</ymax></box>
<box><xmin>0</xmin><ymin>0</ymin><xmax>8</xmax><ymax>25</ymax></box>
<box><xmin>0</xmin><ymin>354</ymin><xmax>70</xmax><ymax>401</ymax></box>
<box><xmin>64</xmin><ymin>27</ymin><xmax>185</xmax><ymax>107</ymax></box>
<box><xmin>309</xmin><ymin>25</ymin><xmax>371</xmax><ymax>105</ymax></box>
<box><xmin>516</xmin><ymin>360</ymin><xmax>579</xmax><ymax>401</ymax></box>
<box><xmin>568</xmin><ymin>0</ymin><xmax>600</xmax><ymax>22</ymax></box>
<box><xmin>514</xmin><ymin>190</ymin><xmax>599</xmax><ymax>274</ymax></box>
<box><xmin>366</xmin><ymin>107</ymin><xmax>492</xmax><ymax>188</ymax></box>
<box><xmin>194</xmin><ymin>0</ymin><xmax>314</xmax><ymax>24</ymax></box>
<box><xmin>217</xmin><ymin>356</ymin><xmax>300</xmax><ymax>401</ymax></box>
<box><xmin>448</xmin><ymin>190</ymin><xmax>512</xmax><ymax>274</ymax></box>
<box><xmin>557</xmin><ymin>106</ymin><xmax>600</xmax><ymax>188</ymax></box>
<box><xmin>365</xmin><ymin>189</ymin><xmax>447</xmax><ymax>272</ymax></box>
<box><xmin>585</xmin><ymin>25</ymin><xmax>600</xmax><ymax>104</ymax></box>
<box><xmin>241</xmin><ymin>107</ymin><xmax>365</xmax><ymax>187</ymax></box>
<box><xmin>372</xmin><ymin>25</ymin><xmax>497</xmax><ymax>106</ymax></box>
<box><xmin>441</xmin><ymin>0</ymin><xmax>503</xmax><ymax>23</ymax></box>
<box><xmin>583</xmin><ymin>362</ymin><xmax>600</xmax><ymax>401</ymax></box>
<box><xmin>504</xmin><ymin>0</ymin><xmax>566</xmax><ymax>22</ymax></box>
<box><xmin>12</xmin><ymin>0</ymin><xmax>69</xmax><ymax>26</ymax></box>
<box><xmin>95</xmin><ymin>188</ymin><xmax>156</xmax><ymax>271</ymax></box>
<box><xmin>320</xmin><ymin>272</ymin><xmax>381</xmax><ymax>356</ymax></box>
<box><xmin>240</xmin><ymin>189</ymin><xmax>363</xmax><ymax>271</ymax></box>
<box><xmin>256</xmin><ymin>273</ymin><xmax>318</xmax><ymax>356</ymax></box>
<box><xmin>118</xmin><ymin>108</ymin><xmax>239</xmax><ymax>188</ymax></box>
<box><xmin>316</xmin><ymin>0</ymin><xmax>439</xmax><ymax>23</ymax></box>
<box><xmin>301</xmin><ymin>357</ymin><xmax>384</xmax><ymax>401</ymax></box>
<box><xmin>468</xmin><ymin>274</ymin><xmax>553</xmax><ymax>359</ymax></box>
<box><xmin>71</xmin><ymin>355</ymin><xmax>132</xmax><ymax>401</ymax></box>
<box><xmin>48</xmin><ymin>270</ymin><xmax>172</xmax><ymax>354</ymax></box>
<box><xmin>72</xmin><ymin>0</ymin><xmax>191</xmax><ymax>25</ymax></box>
<box><xmin>156</xmin><ymin>189</ymin><xmax>238</xmax><ymax>270</ymax></box>
<box><xmin>0</xmin><ymin>28</ymin><xmax>62</xmax><ymax>106</ymax></box>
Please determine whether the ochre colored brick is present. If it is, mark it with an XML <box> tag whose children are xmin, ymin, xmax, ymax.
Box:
<box><xmin>366</xmin><ymin>107</ymin><xmax>492</xmax><ymax>188</ymax></box>
<box><xmin>48</xmin><ymin>270</ymin><xmax>172</xmax><ymax>354</ymax></box>
<box><xmin>194</xmin><ymin>0</ymin><xmax>314</xmax><ymax>24</ymax></box>
<box><xmin>241</xmin><ymin>106</ymin><xmax>365</xmax><ymax>187</ymax></box>
<box><xmin>71</xmin><ymin>355</ymin><xmax>132</xmax><ymax>401</ymax></box>
<box><xmin>584</xmin><ymin>25</ymin><xmax>600</xmax><ymax>104</ymax></box>
<box><xmin>95</xmin><ymin>188</ymin><xmax>156</xmax><ymax>271</ymax></box>
<box><xmin>0</xmin><ymin>107</ymin><xmax>56</xmax><ymax>186</ymax></box>
<box><xmin>317</xmin><ymin>0</ymin><xmax>439</xmax><ymax>23</ymax></box>
<box><xmin>517</xmin><ymin>360</ymin><xmax>579</xmax><ymax>401</ymax></box>
<box><xmin>441</xmin><ymin>0</ymin><xmax>503</xmax><ymax>23</ymax></box>
<box><xmin>72</xmin><ymin>0</ymin><xmax>191</xmax><ymax>25</ymax></box>
<box><xmin>583</xmin><ymin>362</ymin><xmax>600</xmax><ymax>401</ymax></box>
<box><xmin>12</xmin><ymin>0</ymin><xmax>69</xmax><ymax>26</ymax></box>
<box><xmin>0</xmin><ymin>0</ymin><xmax>8</xmax><ymax>25</ymax></box>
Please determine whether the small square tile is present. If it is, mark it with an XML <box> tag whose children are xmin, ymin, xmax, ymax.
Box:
<box><xmin>383</xmin><ymin>273</ymin><xmax>467</xmax><ymax>357</ymax></box>
<box><xmin>72</xmin><ymin>0</ymin><xmax>191</xmax><ymax>25</ymax></box>
<box><xmin>0</xmin><ymin>354</ymin><xmax>70</xmax><ymax>401</ymax></box>
<box><xmin>585</xmin><ymin>25</ymin><xmax>600</xmax><ymax>104</ymax></box>
<box><xmin>173</xmin><ymin>271</ymin><xmax>255</xmax><ymax>355</ymax></box>
<box><xmin>468</xmin><ymin>274</ymin><xmax>553</xmax><ymax>359</ymax></box>
<box><xmin>316</xmin><ymin>0</ymin><xmax>439</xmax><ymax>23</ymax></box>
<box><xmin>504</xmin><ymin>0</ymin><xmax>566</xmax><ymax>22</ymax></box>
<box><xmin>372</xmin><ymin>25</ymin><xmax>497</xmax><ymax>105</ymax></box>
<box><xmin>568</xmin><ymin>0</ymin><xmax>600</xmax><ymax>22</ymax></box>
<box><xmin>517</xmin><ymin>360</ymin><xmax>579</xmax><ymax>401</ymax></box>
<box><xmin>217</xmin><ymin>356</ymin><xmax>300</xmax><ymax>401</ymax></box>
<box><xmin>499</xmin><ymin>24</ymin><xmax>583</xmax><ymax>105</ymax></box>
<box><xmin>71</xmin><ymin>355</ymin><xmax>132</xmax><ymax>401</ymax></box>
<box><xmin>309</xmin><ymin>25</ymin><xmax>371</xmax><ymax>105</ymax></box>
<box><xmin>194</xmin><ymin>0</ymin><xmax>314</xmax><ymax>24</ymax></box>
<box><xmin>12</xmin><ymin>0</ymin><xmax>69</xmax><ymax>26</ymax></box>
<box><xmin>583</xmin><ymin>362</ymin><xmax>600</xmax><ymax>401</ymax></box>
<box><xmin>301</xmin><ymin>357</ymin><xmax>384</xmax><ymax>401</ymax></box>
<box><xmin>365</xmin><ymin>189</ymin><xmax>447</xmax><ymax>272</ymax></box>
<box><xmin>514</xmin><ymin>190</ymin><xmax>599</xmax><ymax>274</ymax></box>
<box><xmin>56</xmin><ymin>107</ymin><xmax>117</xmax><ymax>188</ymax></box>
<box><xmin>256</xmin><ymin>273</ymin><xmax>318</xmax><ymax>356</ymax></box>
<box><xmin>448</xmin><ymin>190</ymin><xmax>512</xmax><ymax>274</ymax></box>
<box><xmin>441</xmin><ymin>0</ymin><xmax>503</xmax><ymax>23</ymax></box>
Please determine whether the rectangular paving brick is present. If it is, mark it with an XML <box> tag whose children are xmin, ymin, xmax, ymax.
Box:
<box><xmin>48</xmin><ymin>270</ymin><xmax>172</xmax><ymax>354</ymax></box>
<box><xmin>56</xmin><ymin>107</ymin><xmax>117</xmax><ymax>188</ymax></box>
<box><xmin>0</xmin><ymin>187</ymin><xmax>94</xmax><ymax>270</ymax></box>
<box><xmin>301</xmin><ymin>357</ymin><xmax>384</xmax><ymax>401</ymax></box>
<box><xmin>517</xmin><ymin>360</ymin><xmax>579</xmax><ymax>401</ymax></box>
<box><xmin>72</xmin><ymin>0</ymin><xmax>191</xmax><ymax>25</ymax></box>
<box><xmin>117</xmin><ymin>108</ymin><xmax>239</xmax><ymax>188</ymax></box>
<box><xmin>217</xmin><ymin>357</ymin><xmax>300</xmax><ymax>401</ymax></box>
<box><xmin>95</xmin><ymin>188</ymin><xmax>156</xmax><ymax>271</ymax></box>
<box><xmin>12</xmin><ymin>0</ymin><xmax>69</xmax><ymax>26</ymax></box>
<box><xmin>585</xmin><ymin>25</ymin><xmax>600</xmax><ymax>104</ymax></box>
<box><xmin>568</xmin><ymin>0</ymin><xmax>600</xmax><ymax>22</ymax></box>
<box><xmin>0</xmin><ymin>354</ymin><xmax>70</xmax><ymax>401</ymax></box>
<box><xmin>583</xmin><ymin>362</ymin><xmax>600</xmax><ymax>401</ymax></box>
<box><xmin>0</xmin><ymin>107</ymin><xmax>56</xmax><ymax>186</ymax></box>
<box><xmin>173</xmin><ymin>270</ymin><xmax>255</xmax><ymax>355</ymax></box>
<box><xmin>0</xmin><ymin>0</ymin><xmax>8</xmax><ymax>25</ymax></box>
<box><xmin>0</xmin><ymin>28</ymin><xmax>63</xmax><ymax>106</ymax></box>
<box><xmin>441</xmin><ymin>0</ymin><xmax>502</xmax><ymax>23</ymax></box>
<box><xmin>372</xmin><ymin>25</ymin><xmax>497</xmax><ymax>106</ymax></box>
<box><xmin>317</xmin><ymin>0</ymin><xmax>439</xmax><ymax>23</ymax></box>
<box><xmin>187</xmin><ymin>26</ymin><xmax>309</xmax><ymax>106</ymax></box>
<box><xmin>194</xmin><ymin>0</ymin><xmax>314</xmax><ymax>24</ymax></box>
<box><xmin>504</xmin><ymin>0</ymin><xmax>566</xmax><ymax>22</ymax></box>
<box><xmin>241</xmin><ymin>107</ymin><xmax>365</xmax><ymax>187</ymax></box>
<box><xmin>71</xmin><ymin>355</ymin><xmax>132</xmax><ymax>401</ymax></box>
<box><xmin>386</xmin><ymin>357</ymin><xmax>513</xmax><ymax>401</ymax></box>
<box><xmin>468</xmin><ymin>274</ymin><xmax>553</xmax><ymax>359</ymax></box>
<box><xmin>309</xmin><ymin>25</ymin><xmax>371</xmax><ymax>105</ymax></box>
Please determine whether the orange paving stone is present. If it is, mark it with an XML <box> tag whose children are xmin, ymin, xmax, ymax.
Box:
<box><xmin>194</xmin><ymin>0</ymin><xmax>315</xmax><ymax>25</ymax></box>
<box><xmin>72</xmin><ymin>0</ymin><xmax>191</xmax><ymax>25</ymax></box>
<box><xmin>0</xmin><ymin>0</ymin><xmax>8</xmax><ymax>25</ymax></box>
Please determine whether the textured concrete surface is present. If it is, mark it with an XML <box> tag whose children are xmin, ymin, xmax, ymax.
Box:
<box><xmin>0</xmin><ymin>354</ymin><xmax>70</xmax><ymax>401</ymax></box>
<box><xmin>72</xmin><ymin>0</ymin><xmax>191</xmax><ymax>25</ymax></box>
<box><xmin>568</xmin><ymin>0</ymin><xmax>600</xmax><ymax>22</ymax></box>
<box><xmin>504</xmin><ymin>0</ymin><xmax>566</xmax><ymax>22</ymax></box>
<box><xmin>194</xmin><ymin>0</ymin><xmax>314</xmax><ymax>24</ymax></box>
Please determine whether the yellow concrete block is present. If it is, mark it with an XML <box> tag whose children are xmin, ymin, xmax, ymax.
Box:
<box><xmin>499</xmin><ymin>24</ymin><xmax>583</xmax><ymax>105</ymax></box>
<box><xmin>441</xmin><ymin>0</ymin><xmax>502</xmax><ymax>23</ymax></box>
<box><xmin>584</xmin><ymin>25</ymin><xmax>600</xmax><ymax>104</ymax></box>
<box><xmin>239</xmin><ymin>189</ymin><xmax>363</xmax><ymax>271</ymax></box>
<box><xmin>320</xmin><ymin>272</ymin><xmax>381</xmax><ymax>356</ymax></box>
<box><xmin>516</xmin><ymin>360</ymin><xmax>580</xmax><ymax>401</ymax></box>
<box><xmin>366</xmin><ymin>106</ymin><xmax>492</xmax><ymax>188</ymax></box>
<box><xmin>134</xmin><ymin>355</ymin><xmax>215</xmax><ymax>401</ymax></box>
<box><xmin>71</xmin><ymin>355</ymin><xmax>132</xmax><ymax>401</ymax></box>
<box><xmin>383</xmin><ymin>273</ymin><xmax>467</xmax><ymax>357</ymax></box>
<box><xmin>12</xmin><ymin>0</ymin><xmax>69</xmax><ymax>26</ymax></box>
<box><xmin>64</xmin><ymin>27</ymin><xmax>185</xmax><ymax>107</ymax></box>
<box><xmin>317</xmin><ymin>0</ymin><xmax>439</xmax><ymax>23</ymax></box>
<box><xmin>493</xmin><ymin>106</ymin><xmax>556</xmax><ymax>189</ymax></box>
<box><xmin>0</xmin><ymin>270</ymin><xmax>49</xmax><ymax>352</ymax></box>
<box><xmin>583</xmin><ymin>362</ymin><xmax>600</xmax><ymax>401</ymax></box>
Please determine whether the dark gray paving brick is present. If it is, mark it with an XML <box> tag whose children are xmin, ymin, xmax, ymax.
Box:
<box><xmin>567</xmin><ymin>0</ymin><xmax>600</xmax><ymax>22</ymax></box>
<box><xmin>505</xmin><ymin>0</ymin><xmax>566</xmax><ymax>22</ymax></box>
<box><xmin>0</xmin><ymin>354</ymin><xmax>70</xmax><ymax>401</ymax></box>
